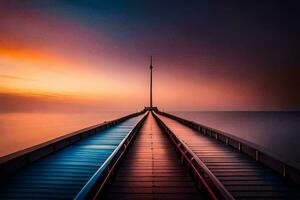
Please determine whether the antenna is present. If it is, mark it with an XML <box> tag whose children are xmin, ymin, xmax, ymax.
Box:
<box><xmin>150</xmin><ymin>56</ymin><xmax>153</xmax><ymax>108</ymax></box>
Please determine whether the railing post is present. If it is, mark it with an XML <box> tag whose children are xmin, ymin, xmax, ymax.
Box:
<box><xmin>255</xmin><ymin>150</ymin><xmax>259</xmax><ymax>161</ymax></box>
<box><xmin>180</xmin><ymin>155</ymin><xmax>184</xmax><ymax>164</ymax></box>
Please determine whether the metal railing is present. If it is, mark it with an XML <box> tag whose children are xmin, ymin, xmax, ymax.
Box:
<box><xmin>156</xmin><ymin>110</ymin><xmax>300</xmax><ymax>185</ymax></box>
<box><xmin>153</xmin><ymin>112</ymin><xmax>235</xmax><ymax>200</ymax></box>
<box><xmin>74</xmin><ymin>112</ymin><xmax>148</xmax><ymax>200</ymax></box>
<box><xmin>0</xmin><ymin>110</ymin><xmax>147</xmax><ymax>178</ymax></box>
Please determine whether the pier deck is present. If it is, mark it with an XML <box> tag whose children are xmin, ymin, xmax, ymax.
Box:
<box><xmin>157</xmin><ymin>113</ymin><xmax>300</xmax><ymax>200</ymax></box>
<box><xmin>0</xmin><ymin>115</ymin><xmax>144</xmax><ymax>199</ymax></box>
<box><xmin>102</xmin><ymin>113</ymin><xmax>202</xmax><ymax>200</ymax></box>
<box><xmin>1</xmin><ymin>110</ymin><xmax>300</xmax><ymax>199</ymax></box>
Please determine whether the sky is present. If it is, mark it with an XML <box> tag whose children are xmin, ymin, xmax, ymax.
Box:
<box><xmin>0</xmin><ymin>0</ymin><xmax>299</xmax><ymax>112</ymax></box>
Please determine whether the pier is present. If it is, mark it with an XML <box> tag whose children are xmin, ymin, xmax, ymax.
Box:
<box><xmin>100</xmin><ymin>112</ymin><xmax>202</xmax><ymax>200</ymax></box>
<box><xmin>1</xmin><ymin>58</ymin><xmax>300</xmax><ymax>199</ymax></box>
<box><xmin>0</xmin><ymin>112</ymin><xmax>147</xmax><ymax>199</ymax></box>
<box><xmin>1</xmin><ymin>110</ymin><xmax>300</xmax><ymax>199</ymax></box>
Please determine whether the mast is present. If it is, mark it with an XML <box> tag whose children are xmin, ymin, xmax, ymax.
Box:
<box><xmin>150</xmin><ymin>56</ymin><xmax>153</xmax><ymax>108</ymax></box>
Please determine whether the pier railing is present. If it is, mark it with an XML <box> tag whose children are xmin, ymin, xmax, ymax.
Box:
<box><xmin>156</xmin><ymin>110</ymin><xmax>300</xmax><ymax>185</ymax></box>
<box><xmin>153</xmin><ymin>112</ymin><xmax>234</xmax><ymax>200</ymax></box>
<box><xmin>0</xmin><ymin>110</ymin><xmax>147</xmax><ymax>178</ymax></box>
<box><xmin>75</xmin><ymin>112</ymin><xmax>148</xmax><ymax>200</ymax></box>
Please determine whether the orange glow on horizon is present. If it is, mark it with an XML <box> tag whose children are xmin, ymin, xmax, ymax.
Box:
<box><xmin>0</xmin><ymin>41</ymin><xmax>149</xmax><ymax>111</ymax></box>
<box><xmin>0</xmin><ymin>16</ymin><xmax>289</xmax><ymax>111</ymax></box>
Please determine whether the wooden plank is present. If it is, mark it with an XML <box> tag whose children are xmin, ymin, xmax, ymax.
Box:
<box><xmin>158</xmin><ymin>114</ymin><xmax>300</xmax><ymax>200</ymax></box>
<box><xmin>0</xmin><ymin>115</ymin><xmax>144</xmax><ymax>199</ymax></box>
<box><xmin>102</xmin><ymin>113</ymin><xmax>203</xmax><ymax>199</ymax></box>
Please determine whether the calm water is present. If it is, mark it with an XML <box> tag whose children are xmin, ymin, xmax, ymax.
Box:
<box><xmin>0</xmin><ymin>111</ymin><xmax>130</xmax><ymax>157</ymax></box>
<box><xmin>1</xmin><ymin>111</ymin><xmax>300</xmax><ymax>169</ymax></box>
<box><xmin>171</xmin><ymin>111</ymin><xmax>300</xmax><ymax>169</ymax></box>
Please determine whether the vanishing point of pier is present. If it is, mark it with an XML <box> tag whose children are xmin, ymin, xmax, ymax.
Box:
<box><xmin>1</xmin><ymin>59</ymin><xmax>300</xmax><ymax>200</ymax></box>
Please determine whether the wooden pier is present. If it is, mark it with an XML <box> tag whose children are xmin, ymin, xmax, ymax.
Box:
<box><xmin>1</xmin><ymin>109</ymin><xmax>300</xmax><ymax>199</ymax></box>
<box><xmin>0</xmin><ymin>112</ymin><xmax>147</xmax><ymax>199</ymax></box>
<box><xmin>101</xmin><ymin>112</ymin><xmax>202</xmax><ymax>200</ymax></box>
<box><xmin>154</xmin><ymin>111</ymin><xmax>300</xmax><ymax>200</ymax></box>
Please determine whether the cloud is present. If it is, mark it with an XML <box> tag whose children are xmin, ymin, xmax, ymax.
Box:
<box><xmin>0</xmin><ymin>92</ymin><xmax>65</xmax><ymax>113</ymax></box>
<box><xmin>0</xmin><ymin>92</ymin><xmax>132</xmax><ymax>113</ymax></box>
<box><xmin>0</xmin><ymin>74</ymin><xmax>34</xmax><ymax>81</ymax></box>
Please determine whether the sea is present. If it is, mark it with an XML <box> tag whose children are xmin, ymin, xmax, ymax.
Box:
<box><xmin>1</xmin><ymin>111</ymin><xmax>299</xmax><ymax>169</ymax></box>
<box><xmin>0</xmin><ymin>111</ymin><xmax>130</xmax><ymax>157</ymax></box>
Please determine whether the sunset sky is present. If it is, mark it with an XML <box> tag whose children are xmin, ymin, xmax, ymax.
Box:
<box><xmin>0</xmin><ymin>0</ymin><xmax>299</xmax><ymax>112</ymax></box>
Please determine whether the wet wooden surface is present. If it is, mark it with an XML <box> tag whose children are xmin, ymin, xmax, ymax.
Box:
<box><xmin>103</xmin><ymin>113</ymin><xmax>203</xmax><ymax>200</ymax></box>
<box><xmin>0</xmin><ymin>116</ymin><xmax>143</xmax><ymax>199</ymax></box>
<box><xmin>158</xmin><ymin>114</ymin><xmax>300</xmax><ymax>200</ymax></box>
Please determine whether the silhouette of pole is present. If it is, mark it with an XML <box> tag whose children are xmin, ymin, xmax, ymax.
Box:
<box><xmin>150</xmin><ymin>56</ymin><xmax>153</xmax><ymax>108</ymax></box>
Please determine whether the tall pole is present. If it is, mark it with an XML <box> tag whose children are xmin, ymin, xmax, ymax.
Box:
<box><xmin>150</xmin><ymin>56</ymin><xmax>153</xmax><ymax>108</ymax></box>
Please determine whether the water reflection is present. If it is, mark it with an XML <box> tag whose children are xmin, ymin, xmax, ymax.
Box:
<box><xmin>0</xmin><ymin>111</ymin><xmax>129</xmax><ymax>157</ymax></box>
